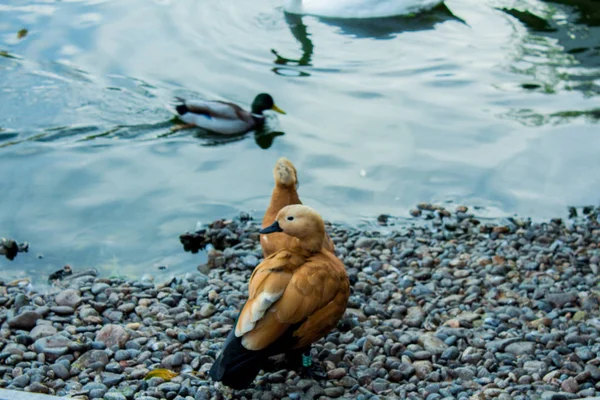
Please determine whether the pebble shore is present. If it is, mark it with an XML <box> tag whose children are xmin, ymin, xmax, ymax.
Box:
<box><xmin>1</xmin><ymin>204</ymin><xmax>600</xmax><ymax>400</ymax></box>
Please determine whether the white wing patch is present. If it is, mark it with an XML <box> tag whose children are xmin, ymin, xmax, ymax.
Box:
<box><xmin>235</xmin><ymin>290</ymin><xmax>283</xmax><ymax>337</ymax></box>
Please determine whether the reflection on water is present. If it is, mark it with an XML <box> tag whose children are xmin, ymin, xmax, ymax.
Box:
<box><xmin>316</xmin><ymin>3</ymin><xmax>464</xmax><ymax>38</ymax></box>
<box><xmin>254</xmin><ymin>129</ymin><xmax>286</xmax><ymax>149</ymax></box>
<box><xmin>493</xmin><ymin>0</ymin><xmax>600</xmax><ymax>126</ymax></box>
<box><xmin>158</xmin><ymin>121</ymin><xmax>285</xmax><ymax>150</ymax></box>
<box><xmin>500</xmin><ymin>107</ymin><xmax>600</xmax><ymax>126</ymax></box>
<box><xmin>0</xmin><ymin>0</ymin><xmax>599</xmax><ymax>281</ymax></box>
<box><xmin>500</xmin><ymin>0</ymin><xmax>600</xmax><ymax>96</ymax></box>
<box><xmin>272</xmin><ymin>3</ymin><xmax>463</xmax><ymax>74</ymax></box>
<box><xmin>272</xmin><ymin>14</ymin><xmax>314</xmax><ymax>71</ymax></box>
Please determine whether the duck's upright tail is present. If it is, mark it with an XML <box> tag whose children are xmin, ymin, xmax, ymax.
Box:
<box><xmin>171</xmin><ymin>97</ymin><xmax>190</xmax><ymax>116</ymax></box>
<box><xmin>273</xmin><ymin>157</ymin><xmax>298</xmax><ymax>188</ymax></box>
<box><xmin>209</xmin><ymin>328</ymin><xmax>264</xmax><ymax>390</ymax></box>
<box><xmin>164</xmin><ymin>97</ymin><xmax>190</xmax><ymax>116</ymax></box>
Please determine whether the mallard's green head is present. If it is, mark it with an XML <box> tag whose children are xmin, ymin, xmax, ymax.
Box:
<box><xmin>251</xmin><ymin>93</ymin><xmax>286</xmax><ymax>115</ymax></box>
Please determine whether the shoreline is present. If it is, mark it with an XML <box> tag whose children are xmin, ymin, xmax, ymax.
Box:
<box><xmin>1</xmin><ymin>204</ymin><xmax>600</xmax><ymax>400</ymax></box>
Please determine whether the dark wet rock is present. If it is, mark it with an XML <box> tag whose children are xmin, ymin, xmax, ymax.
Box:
<box><xmin>7</xmin><ymin>311</ymin><xmax>41</xmax><ymax>330</ymax></box>
<box><xmin>48</xmin><ymin>265</ymin><xmax>73</xmax><ymax>282</ymax></box>
<box><xmin>15</xmin><ymin>334</ymin><xmax>33</xmax><ymax>346</ymax></box>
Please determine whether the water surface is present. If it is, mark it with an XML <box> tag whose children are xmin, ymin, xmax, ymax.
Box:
<box><xmin>1</xmin><ymin>0</ymin><xmax>599</xmax><ymax>281</ymax></box>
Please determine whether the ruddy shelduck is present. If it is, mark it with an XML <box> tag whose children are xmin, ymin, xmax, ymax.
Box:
<box><xmin>261</xmin><ymin>157</ymin><xmax>335</xmax><ymax>257</ymax></box>
<box><xmin>210</xmin><ymin>205</ymin><xmax>350</xmax><ymax>389</ymax></box>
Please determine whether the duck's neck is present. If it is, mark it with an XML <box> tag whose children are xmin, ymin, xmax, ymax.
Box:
<box><xmin>262</xmin><ymin>188</ymin><xmax>300</xmax><ymax>231</ymax></box>
<box><xmin>292</xmin><ymin>232</ymin><xmax>325</xmax><ymax>254</ymax></box>
<box><xmin>272</xmin><ymin>185</ymin><xmax>300</xmax><ymax>207</ymax></box>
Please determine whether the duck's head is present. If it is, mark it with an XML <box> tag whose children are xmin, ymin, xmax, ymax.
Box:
<box><xmin>252</xmin><ymin>93</ymin><xmax>286</xmax><ymax>116</ymax></box>
<box><xmin>260</xmin><ymin>204</ymin><xmax>325</xmax><ymax>252</ymax></box>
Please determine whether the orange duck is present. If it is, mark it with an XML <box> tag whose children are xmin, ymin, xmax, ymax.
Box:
<box><xmin>261</xmin><ymin>157</ymin><xmax>334</xmax><ymax>257</ymax></box>
<box><xmin>210</xmin><ymin>204</ymin><xmax>350</xmax><ymax>389</ymax></box>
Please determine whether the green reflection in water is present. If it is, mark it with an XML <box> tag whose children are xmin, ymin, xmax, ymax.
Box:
<box><xmin>271</xmin><ymin>3</ymin><xmax>463</xmax><ymax>77</ymax></box>
<box><xmin>497</xmin><ymin>0</ymin><xmax>599</xmax><ymax>125</ymax></box>
<box><xmin>500</xmin><ymin>107</ymin><xmax>600</xmax><ymax>126</ymax></box>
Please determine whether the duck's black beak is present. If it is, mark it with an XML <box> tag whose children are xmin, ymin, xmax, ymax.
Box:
<box><xmin>260</xmin><ymin>221</ymin><xmax>283</xmax><ymax>234</ymax></box>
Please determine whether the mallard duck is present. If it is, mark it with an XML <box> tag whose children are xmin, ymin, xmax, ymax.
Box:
<box><xmin>283</xmin><ymin>0</ymin><xmax>444</xmax><ymax>18</ymax></box>
<box><xmin>261</xmin><ymin>157</ymin><xmax>334</xmax><ymax>257</ymax></box>
<box><xmin>209</xmin><ymin>204</ymin><xmax>350</xmax><ymax>389</ymax></box>
<box><xmin>170</xmin><ymin>93</ymin><xmax>285</xmax><ymax>135</ymax></box>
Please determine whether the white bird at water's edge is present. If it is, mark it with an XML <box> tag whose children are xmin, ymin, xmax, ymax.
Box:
<box><xmin>283</xmin><ymin>0</ymin><xmax>445</xmax><ymax>19</ymax></box>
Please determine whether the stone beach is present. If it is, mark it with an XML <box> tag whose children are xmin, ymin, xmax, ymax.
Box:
<box><xmin>2</xmin><ymin>204</ymin><xmax>600</xmax><ymax>400</ymax></box>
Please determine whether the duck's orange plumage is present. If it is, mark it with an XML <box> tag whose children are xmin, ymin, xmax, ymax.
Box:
<box><xmin>210</xmin><ymin>205</ymin><xmax>349</xmax><ymax>389</ymax></box>
<box><xmin>261</xmin><ymin>158</ymin><xmax>335</xmax><ymax>257</ymax></box>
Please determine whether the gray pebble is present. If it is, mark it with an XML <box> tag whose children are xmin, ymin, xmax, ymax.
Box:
<box><xmin>91</xmin><ymin>283</ymin><xmax>110</xmax><ymax>295</ymax></box>
<box><xmin>199</xmin><ymin>303</ymin><xmax>216</xmax><ymax>318</ymax></box>
<box><xmin>101</xmin><ymin>372</ymin><xmax>123</xmax><ymax>387</ymax></box>
<box><xmin>51</xmin><ymin>306</ymin><xmax>74</xmax><ymax>315</ymax></box>
<box><xmin>11</xmin><ymin>374</ymin><xmax>30</xmax><ymax>388</ymax></box>
<box><xmin>504</xmin><ymin>341</ymin><xmax>536</xmax><ymax>355</ymax></box>
<box><xmin>162</xmin><ymin>352</ymin><xmax>184</xmax><ymax>368</ymax></box>
<box><xmin>50</xmin><ymin>363</ymin><xmax>70</xmax><ymax>379</ymax></box>
<box><xmin>103</xmin><ymin>392</ymin><xmax>127</xmax><ymax>400</ymax></box>
<box><xmin>55</xmin><ymin>289</ymin><xmax>82</xmax><ymax>308</ymax></box>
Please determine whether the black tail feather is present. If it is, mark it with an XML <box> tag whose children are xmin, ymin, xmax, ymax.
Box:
<box><xmin>209</xmin><ymin>303</ymin><xmax>305</xmax><ymax>389</ymax></box>
<box><xmin>209</xmin><ymin>328</ymin><xmax>265</xmax><ymax>390</ymax></box>
<box><xmin>175</xmin><ymin>103</ymin><xmax>189</xmax><ymax>116</ymax></box>
<box><xmin>173</xmin><ymin>97</ymin><xmax>188</xmax><ymax>115</ymax></box>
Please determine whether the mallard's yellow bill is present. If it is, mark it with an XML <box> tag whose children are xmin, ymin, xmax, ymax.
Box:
<box><xmin>271</xmin><ymin>104</ymin><xmax>286</xmax><ymax>115</ymax></box>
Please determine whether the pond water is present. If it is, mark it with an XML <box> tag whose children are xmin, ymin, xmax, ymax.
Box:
<box><xmin>1</xmin><ymin>0</ymin><xmax>599</xmax><ymax>281</ymax></box>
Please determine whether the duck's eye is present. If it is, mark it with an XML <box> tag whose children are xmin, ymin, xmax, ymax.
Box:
<box><xmin>287</xmin><ymin>216</ymin><xmax>294</xmax><ymax>221</ymax></box>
